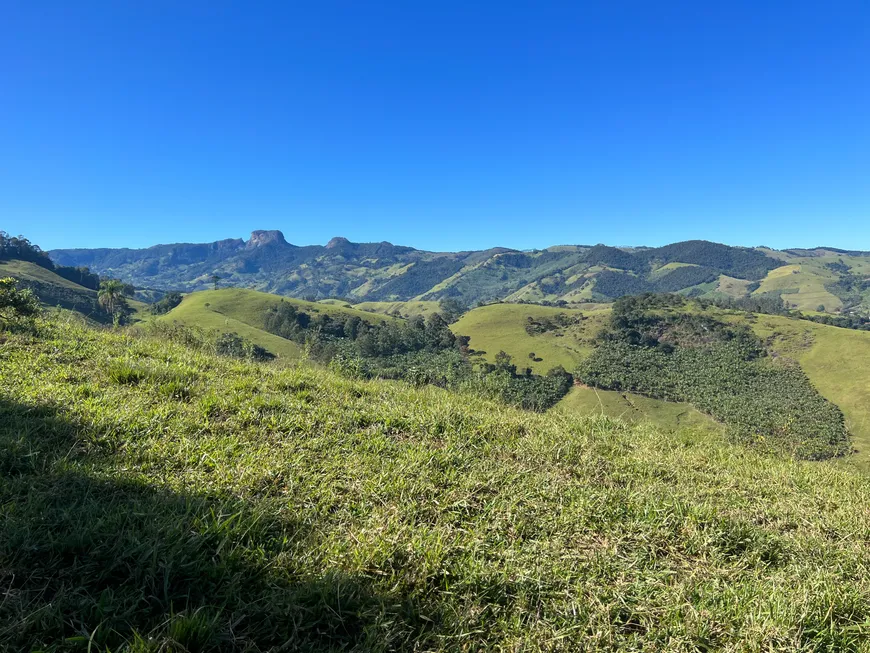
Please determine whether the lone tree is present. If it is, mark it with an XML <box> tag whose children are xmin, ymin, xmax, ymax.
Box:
<box><xmin>211</xmin><ymin>274</ymin><xmax>221</xmax><ymax>291</ymax></box>
<box><xmin>98</xmin><ymin>279</ymin><xmax>131</xmax><ymax>317</ymax></box>
<box><xmin>0</xmin><ymin>277</ymin><xmax>40</xmax><ymax>328</ymax></box>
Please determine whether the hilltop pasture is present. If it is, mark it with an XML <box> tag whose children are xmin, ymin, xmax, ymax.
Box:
<box><xmin>6</xmin><ymin>316</ymin><xmax>870</xmax><ymax>650</ymax></box>
<box><xmin>160</xmin><ymin>288</ymin><xmax>394</xmax><ymax>359</ymax></box>
<box><xmin>451</xmin><ymin>303</ymin><xmax>610</xmax><ymax>374</ymax></box>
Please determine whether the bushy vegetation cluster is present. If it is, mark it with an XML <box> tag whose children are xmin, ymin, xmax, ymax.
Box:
<box><xmin>0</xmin><ymin>231</ymin><xmax>101</xmax><ymax>290</ymax></box>
<box><xmin>148</xmin><ymin>290</ymin><xmax>183</xmax><ymax>315</ymax></box>
<box><xmin>803</xmin><ymin>312</ymin><xmax>870</xmax><ymax>330</ymax></box>
<box><xmin>588</xmin><ymin>270</ymin><xmax>647</xmax><ymax>298</ymax></box>
<box><xmin>826</xmin><ymin>270</ymin><xmax>870</xmax><ymax>313</ymax></box>
<box><xmin>6</xmin><ymin>314</ymin><xmax>870</xmax><ymax>651</ymax></box>
<box><xmin>708</xmin><ymin>292</ymin><xmax>791</xmax><ymax>315</ymax></box>
<box><xmin>577</xmin><ymin>294</ymin><xmax>850</xmax><ymax>459</ymax></box>
<box><xmin>144</xmin><ymin>320</ymin><xmax>274</xmax><ymax>361</ymax></box>
<box><xmin>524</xmin><ymin>312</ymin><xmax>582</xmax><ymax>335</ymax></box>
<box><xmin>591</xmin><ymin>266</ymin><xmax>719</xmax><ymax>300</ymax></box>
<box><xmin>0</xmin><ymin>277</ymin><xmax>40</xmax><ymax>329</ymax></box>
<box><xmin>261</xmin><ymin>300</ymin><xmax>573</xmax><ymax>411</ymax></box>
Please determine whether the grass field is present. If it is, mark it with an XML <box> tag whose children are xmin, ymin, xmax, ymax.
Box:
<box><xmin>451</xmin><ymin>303</ymin><xmax>610</xmax><ymax>373</ymax></box>
<box><xmin>555</xmin><ymin>385</ymin><xmax>723</xmax><ymax>435</ymax></box>
<box><xmin>715</xmin><ymin>274</ymin><xmax>754</xmax><ymax>298</ymax></box>
<box><xmin>0</xmin><ymin>259</ymin><xmax>100</xmax><ymax>291</ymax></box>
<box><xmin>753</xmin><ymin>263</ymin><xmax>844</xmax><ymax>312</ymax></box>
<box><xmin>7</xmin><ymin>317</ymin><xmax>870</xmax><ymax>649</ymax></box>
<box><xmin>354</xmin><ymin>300</ymin><xmax>442</xmax><ymax>318</ymax></box>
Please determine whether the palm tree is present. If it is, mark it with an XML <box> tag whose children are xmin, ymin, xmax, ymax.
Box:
<box><xmin>98</xmin><ymin>279</ymin><xmax>126</xmax><ymax>315</ymax></box>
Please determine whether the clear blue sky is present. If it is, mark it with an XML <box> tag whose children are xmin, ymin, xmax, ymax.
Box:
<box><xmin>2</xmin><ymin>1</ymin><xmax>868</xmax><ymax>252</ymax></box>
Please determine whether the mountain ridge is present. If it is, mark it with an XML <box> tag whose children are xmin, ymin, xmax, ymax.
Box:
<box><xmin>49</xmin><ymin>231</ymin><xmax>870</xmax><ymax>313</ymax></box>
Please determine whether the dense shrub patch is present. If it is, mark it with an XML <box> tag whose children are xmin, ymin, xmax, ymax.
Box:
<box><xmin>576</xmin><ymin>294</ymin><xmax>850</xmax><ymax>459</ymax></box>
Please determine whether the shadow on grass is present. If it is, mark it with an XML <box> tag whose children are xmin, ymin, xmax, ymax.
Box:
<box><xmin>0</xmin><ymin>397</ymin><xmax>436</xmax><ymax>651</ymax></box>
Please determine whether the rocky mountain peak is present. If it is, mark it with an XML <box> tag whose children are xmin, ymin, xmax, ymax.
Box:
<box><xmin>326</xmin><ymin>236</ymin><xmax>351</xmax><ymax>249</ymax></box>
<box><xmin>247</xmin><ymin>230</ymin><xmax>287</xmax><ymax>248</ymax></box>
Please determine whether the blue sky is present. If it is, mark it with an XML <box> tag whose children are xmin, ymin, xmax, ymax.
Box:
<box><xmin>2</xmin><ymin>1</ymin><xmax>868</xmax><ymax>252</ymax></box>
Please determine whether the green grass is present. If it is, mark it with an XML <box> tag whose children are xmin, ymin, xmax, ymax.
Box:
<box><xmin>555</xmin><ymin>385</ymin><xmax>722</xmax><ymax>435</ymax></box>
<box><xmin>0</xmin><ymin>259</ymin><xmax>150</xmax><ymax>320</ymax></box>
<box><xmin>754</xmin><ymin>264</ymin><xmax>844</xmax><ymax>312</ymax></box>
<box><xmin>159</xmin><ymin>288</ymin><xmax>394</xmax><ymax>359</ymax></box>
<box><xmin>648</xmin><ymin>261</ymin><xmax>699</xmax><ymax>280</ymax></box>
<box><xmin>354</xmin><ymin>300</ymin><xmax>443</xmax><ymax>318</ymax></box>
<box><xmin>715</xmin><ymin>274</ymin><xmax>754</xmax><ymax>298</ymax></box>
<box><xmin>451</xmin><ymin>303</ymin><xmax>610</xmax><ymax>373</ymax></box>
<box><xmin>0</xmin><ymin>259</ymin><xmax>100</xmax><ymax>291</ymax></box>
<box><xmin>158</xmin><ymin>292</ymin><xmax>302</xmax><ymax>359</ymax></box>
<box><xmin>7</xmin><ymin>318</ymin><xmax>870</xmax><ymax>649</ymax></box>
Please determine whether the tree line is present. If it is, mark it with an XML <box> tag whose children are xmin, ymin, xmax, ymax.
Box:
<box><xmin>260</xmin><ymin>300</ymin><xmax>573</xmax><ymax>411</ymax></box>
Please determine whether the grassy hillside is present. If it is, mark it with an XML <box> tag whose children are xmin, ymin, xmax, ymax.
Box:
<box><xmin>6</xmin><ymin>317</ymin><xmax>870</xmax><ymax>650</ymax></box>
<box><xmin>556</xmin><ymin>386</ymin><xmax>722</xmax><ymax>435</ymax></box>
<box><xmin>0</xmin><ymin>258</ymin><xmax>149</xmax><ymax>321</ymax></box>
<box><xmin>1</xmin><ymin>258</ymin><xmax>101</xmax><ymax>291</ymax></box>
<box><xmin>160</xmin><ymin>288</ymin><xmax>395</xmax><ymax>359</ymax></box>
<box><xmin>458</xmin><ymin>300</ymin><xmax>870</xmax><ymax>465</ymax></box>
<box><xmin>354</xmin><ymin>300</ymin><xmax>442</xmax><ymax>318</ymax></box>
<box><xmin>753</xmin><ymin>264</ymin><xmax>844</xmax><ymax>312</ymax></box>
<box><xmin>751</xmin><ymin>251</ymin><xmax>870</xmax><ymax>313</ymax></box>
<box><xmin>451</xmin><ymin>303</ymin><xmax>610</xmax><ymax>373</ymax></box>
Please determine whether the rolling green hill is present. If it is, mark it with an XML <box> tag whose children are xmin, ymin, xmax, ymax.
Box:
<box><xmin>160</xmin><ymin>288</ymin><xmax>395</xmax><ymax>359</ymax></box>
<box><xmin>0</xmin><ymin>258</ymin><xmax>149</xmax><ymax>322</ymax></box>
<box><xmin>7</xmin><ymin>314</ymin><xmax>870</xmax><ymax>649</ymax></box>
<box><xmin>453</xmin><ymin>299</ymin><xmax>870</xmax><ymax>465</ymax></box>
<box><xmin>451</xmin><ymin>303</ymin><xmax>611</xmax><ymax>373</ymax></box>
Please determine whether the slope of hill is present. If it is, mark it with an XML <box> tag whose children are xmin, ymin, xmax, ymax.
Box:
<box><xmin>749</xmin><ymin>313</ymin><xmax>870</xmax><ymax>467</ymax></box>
<box><xmin>52</xmin><ymin>232</ymin><xmax>870</xmax><ymax>313</ymax></box>
<box><xmin>451</xmin><ymin>303</ymin><xmax>611</xmax><ymax>373</ymax></box>
<box><xmin>5</xmin><ymin>315</ymin><xmax>870</xmax><ymax>650</ymax></box>
<box><xmin>752</xmin><ymin>249</ymin><xmax>870</xmax><ymax>313</ymax></box>
<box><xmin>555</xmin><ymin>385</ymin><xmax>723</xmax><ymax>436</ymax></box>
<box><xmin>0</xmin><ymin>258</ymin><xmax>149</xmax><ymax>322</ymax></box>
<box><xmin>160</xmin><ymin>288</ymin><xmax>394</xmax><ymax>359</ymax></box>
<box><xmin>456</xmin><ymin>299</ymin><xmax>870</xmax><ymax>465</ymax></box>
<box><xmin>354</xmin><ymin>300</ymin><xmax>443</xmax><ymax>318</ymax></box>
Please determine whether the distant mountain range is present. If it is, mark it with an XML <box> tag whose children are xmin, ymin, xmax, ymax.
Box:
<box><xmin>49</xmin><ymin>231</ymin><xmax>870</xmax><ymax>312</ymax></box>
